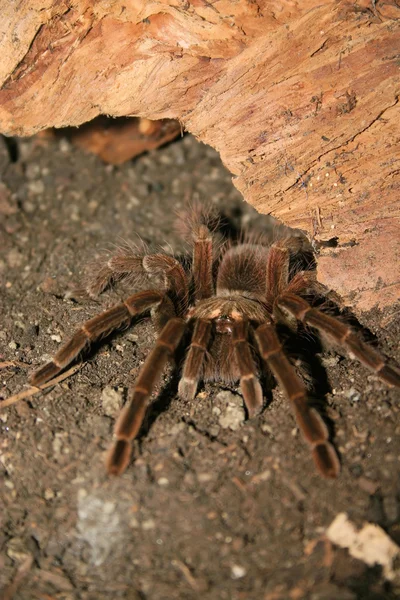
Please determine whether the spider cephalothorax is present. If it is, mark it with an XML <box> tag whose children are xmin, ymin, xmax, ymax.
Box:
<box><xmin>31</xmin><ymin>206</ymin><xmax>400</xmax><ymax>478</ymax></box>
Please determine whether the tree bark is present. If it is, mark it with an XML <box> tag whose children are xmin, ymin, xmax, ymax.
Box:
<box><xmin>0</xmin><ymin>1</ymin><xmax>399</xmax><ymax>316</ymax></box>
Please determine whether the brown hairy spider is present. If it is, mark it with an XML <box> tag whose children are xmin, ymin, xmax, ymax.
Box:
<box><xmin>30</xmin><ymin>206</ymin><xmax>400</xmax><ymax>478</ymax></box>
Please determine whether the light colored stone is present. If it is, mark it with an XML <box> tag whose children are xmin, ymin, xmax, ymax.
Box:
<box><xmin>101</xmin><ymin>386</ymin><xmax>123</xmax><ymax>417</ymax></box>
<box><xmin>216</xmin><ymin>391</ymin><xmax>245</xmax><ymax>431</ymax></box>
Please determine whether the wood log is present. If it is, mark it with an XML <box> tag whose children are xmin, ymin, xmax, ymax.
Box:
<box><xmin>0</xmin><ymin>1</ymin><xmax>399</xmax><ymax>317</ymax></box>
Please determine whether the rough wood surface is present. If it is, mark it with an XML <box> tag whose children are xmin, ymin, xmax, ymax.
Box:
<box><xmin>0</xmin><ymin>1</ymin><xmax>399</xmax><ymax>314</ymax></box>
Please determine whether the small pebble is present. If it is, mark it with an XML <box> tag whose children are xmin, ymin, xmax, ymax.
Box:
<box><xmin>7</xmin><ymin>538</ymin><xmax>30</xmax><ymax>562</ymax></box>
<box><xmin>216</xmin><ymin>391</ymin><xmax>245</xmax><ymax>431</ymax></box>
<box><xmin>231</xmin><ymin>564</ymin><xmax>246</xmax><ymax>579</ymax></box>
<box><xmin>157</xmin><ymin>477</ymin><xmax>169</xmax><ymax>486</ymax></box>
<box><xmin>197</xmin><ymin>473</ymin><xmax>213</xmax><ymax>483</ymax></box>
<box><xmin>101</xmin><ymin>386</ymin><xmax>124</xmax><ymax>417</ymax></box>
<box><xmin>44</xmin><ymin>488</ymin><xmax>55</xmax><ymax>500</ymax></box>
<box><xmin>343</xmin><ymin>388</ymin><xmax>361</xmax><ymax>403</ymax></box>
<box><xmin>28</xmin><ymin>180</ymin><xmax>45</xmax><ymax>195</ymax></box>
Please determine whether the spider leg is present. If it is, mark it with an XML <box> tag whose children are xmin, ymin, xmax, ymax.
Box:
<box><xmin>277</xmin><ymin>293</ymin><xmax>400</xmax><ymax>387</ymax></box>
<box><xmin>30</xmin><ymin>290</ymin><xmax>164</xmax><ymax>386</ymax></box>
<box><xmin>88</xmin><ymin>249</ymin><xmax>188</xmax><ymax>312</ymax></box>
<box><xmin>232</xmin><ymin>320</ymin><xmax>264</xmax><ymax>417</ymax></box>
<box><xmin>143</xmin><ymin>254</ymin><xmax>189</xmax><ymax>315</ymax></box>
<box><xmin>266</xmin><ymin>241</ymin><xmax>290</xmax><ymax>301</ymax></box>
<box><xmin>106</xmin><ymin>317</ymin><xmax>186</xmax><ymax>475</ymax></box>
<box><xmin>178</xmin><ymin>319</ymin><xmax>212</xmax><ymax>399</ymax></box>
<box><xmin>255</xmin><ymin>323</ymin><xmax>340</xmax><ymax>478</ymax></box>
<box><xmin>87</xmin><ymin>252</ymin><xmax>144</xmax><ymax>297</ymax></box>
<box><xmin>193</xmin><ymin>223</ymin><xmax>214</xmax><ymax>300</ymax></box>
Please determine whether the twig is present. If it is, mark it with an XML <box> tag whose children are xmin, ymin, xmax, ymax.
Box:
<box><xmin>172</xmin><ymin>560</ymin><xmax>205</xmax><ymax>592</ymax></box>
<box><xmin>0</xmin><ymin>363</ymin><xmax>84</xmax><ymax>409</ymax></box>
<box><xmin>0</xmin><ymin>361</ymin><xmax>28</xmax><ymax>369</ymax></box>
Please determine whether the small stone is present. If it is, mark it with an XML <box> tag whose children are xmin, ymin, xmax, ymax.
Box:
<box><xmin>101</xmin><ymin>386</ymin><xmax>124</xmax><ymax>417</ymax></box>
<box><xmin>142</xmin><ymin>519</ymin><xmax>156</xmax><ymax>530</ymax></box>
<box><xmin>157</xmin><ymin>477</ymin><xmax>169</xmax><ymax>486</ymax></box>
<box><xmin>59</xmin><ymin>139</ymin><xmax>71</xmax><ymax>153</ymax></box>
<box><xmin>342</xmin><ymin>388</ymin><xmax>361</xmax><ymax>403</ymax></box>
<box><xmin>28</xmin><ymin>180</ymin><xmax>45</xmax><ymax>195</ymax></box>
<box><xmin>253</xmin><ymin>469</ymin><xmax>271</xmax><ymax>483</ymax></box>
<box><xmin>216</xmin><ymin>391</ymin><xmax>245</xmax><ymax>431</ymax></box>
<box><xmin>231</xmin><ymin>564</ymin><xmax>246</xmax><ymax>579</ymax></box>
<box><xmin>103</xmin><ymin>501</ymin><xmax>116</xmax><ymax>515</ymax></box>
<box><xmin>320</xmin><ymin>355</ymin><xmax>340</xmax><ymax>368</ymax></box>
<box><xmin>23</xmin><ymin>200</ymin><xmax>35</xmax><ymax>213</ymax></box>
<box><xmin>52</xmin><ymin>432</ymin><xmax>68</xmax><ymax>457</ymax></box>
<box><xmin>209</xmin><ymin>425</ymin><xmax>220</xmax><ymax>437</ymax></box>
<box><xmin>44</xmin><ymin>488</ymin><xmax>55</xmax><ymax>500</ymax></box>
<box><xmin>197</xmin><ymin>473</ymin><xmax>213</xmax><ymax>483</ymax></box>
<box><xmin>7</xmin><ymin>538</ymin><xmax>30</xmax><ymax>562</ymax></box>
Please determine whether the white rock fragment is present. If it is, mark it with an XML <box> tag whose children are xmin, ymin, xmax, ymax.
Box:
<box><xmin>142</xmin><ymin>519</ymin><xmax>156</xmax><ymax>530</ymax></box>
<box><xmin>7</xmin><ymin>537</ymin><xmax>31</xmax><ymax>562</ymax></box>
<box><xmin>326</xmin><ymin>512</ymin><xmax>400</xmax><ymax>580</ymax></box>
<box><xmin>231</xmin><ymin>564</ymin><xmax>247</xmax><ymax>579</ymax></box>
<box><xmin>52</xmin><ymin>432</ymin><xmax>68</xmax><ymax>458</ymax></box>
<box><xmin>44</xmin><ymin>488</ymin><xmax>55</xmax><ymax>500</ymax></box>
<box><xmin>101</xmin><ymin>386</ymin><xmax>123</xmax><ymax>417</ymax></box>
<box><xmin>28</xmin><ymin>180</ymin><xmax>45</xmax><ymax>195</ymax></box>
<box><xmin>77</xmin><ymin>490</ymin><xmax>122</xmax><ymax>566</ymax></box>
<box><xmin>157</xmin><ymin>477</ymin><xmax>169</xmax><ymax>486</ymax></box>
<box><xmin>216</xmin><ymin>391</ymin><xmax>245</xmax><ymax>431</ymax></box>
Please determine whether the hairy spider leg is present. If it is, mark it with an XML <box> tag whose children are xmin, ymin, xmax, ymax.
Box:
<box><xmin>87</xmin><ymin>252</ymin><xmax>145</xmax><ymax>297</ymax></box>
<box><xmin>142</xmin><ymin>254</ymin><xmax>189</xmax><ymax>316</ymax></box>
<box><xmin>178</xmin><ymin>318</ymin><xmax>212</xmax><ymax>399</ymax></box>
<box><xmin>232</xmin><ymin>320</ymin><xmax>264</xmax><ymax>417</ymax></box>
<box><xmin>30</xmin><ymin>290</ymin><xmax>165</xmax><ymax>386</ymax></box>
<box><xmin>277</xmin><ymin>294</ymin><xmax>400</xmax><ymax>388</ymax></box>
<box><xmin>192</xmin><ymin>223</ymin><xmax>214</xmax><ymax>301</ymax></box>
<box><xmin>265</xmin><ymin>241</ymin><xmax>290</xmax><ymax>303</ymax></box>
<box><xmin>107</xmin><ymin>317</ymin><xmax>187</xmax><ymax>475</ymax></box>
<box><xmin>255</xmin><ymin>322</ymin><xmax>340</xmax><ymax>478</ymax></box>
<box><xmin>88</xmin><ymin>249</ymin><xmax>189</xmax><ymax>312</ymax></box>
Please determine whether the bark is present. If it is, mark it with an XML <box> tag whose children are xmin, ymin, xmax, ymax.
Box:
<box><xmin>0</xmin><ymin>1</ymin><xmax>399</xmax><ymax>315</ymax></box>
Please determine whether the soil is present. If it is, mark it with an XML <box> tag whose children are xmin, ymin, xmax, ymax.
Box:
<box><xmin>0</xmin><ymin>133</ymin><xmax>399</xmax><ymax>600</ymax></box>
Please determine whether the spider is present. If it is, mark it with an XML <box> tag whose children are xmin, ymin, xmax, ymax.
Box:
<box><xmin>30</xmin><ymin>206</ymin><xmax>400</xmax><ymax>478</ymax></box>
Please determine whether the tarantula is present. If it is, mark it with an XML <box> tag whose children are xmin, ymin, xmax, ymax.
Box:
<box><xmin>31</xmin><ymin>207</ymin><xmax>400</xmax><ymax>478</ymax></box>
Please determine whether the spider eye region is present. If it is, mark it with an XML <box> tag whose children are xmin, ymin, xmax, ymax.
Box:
<box><xmin>215</xmin><ymin>314</ymin><xmax>234</xmax><ymax>334</ymax></box>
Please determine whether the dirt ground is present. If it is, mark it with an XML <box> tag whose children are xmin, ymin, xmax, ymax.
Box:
<box><xmin>0</xmin><ymin>132</ymin><xmax>399</xmax><ymax>600</ymax></box>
